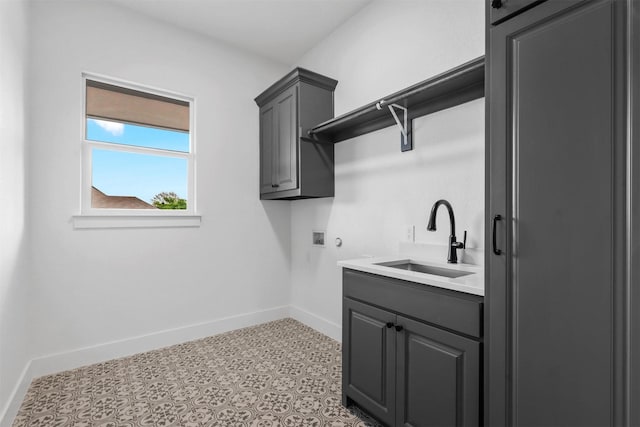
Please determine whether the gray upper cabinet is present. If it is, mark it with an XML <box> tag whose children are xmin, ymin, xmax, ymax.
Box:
<box><xmin>255</xmin><ymin>68</ymin><xmax>337</xmax><ymax>200</ymax></box>
<box><xmin>486</xmin><ymin>0</ymin><xmax>637</xmax><ymax>426</ymax></box>
<box><xmin>343</xmin><ymin>269</ymin><xmax>482</xmax><ymax>427</ymax></box>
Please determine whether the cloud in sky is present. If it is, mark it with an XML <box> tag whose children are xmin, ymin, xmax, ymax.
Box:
<box><xmin>93</xmin><ymin>119</ymin><xmax>124</xmax><ymax>136</ymax></box>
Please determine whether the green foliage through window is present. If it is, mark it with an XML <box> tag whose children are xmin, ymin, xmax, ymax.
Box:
<box><xmin>152</xmin><ymin>192</ymin><xmax>187</xmax><ymax>210</ymax></box>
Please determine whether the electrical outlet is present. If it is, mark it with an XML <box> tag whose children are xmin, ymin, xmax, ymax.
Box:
<box><xmin>312</xmin><ymin>230</ymin><xmax>325</xmax><ymax>247</ymax></box>
<box><xmin>404</xmin><ymin>225</ymin><xmax>415</xmax><ymax>243</ymax></box>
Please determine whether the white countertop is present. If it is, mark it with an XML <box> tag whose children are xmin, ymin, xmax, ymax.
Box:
<box><xmin>338</xmin><ymin>255</ymin><xmax>484</xmax><ymax>296</ymax></box>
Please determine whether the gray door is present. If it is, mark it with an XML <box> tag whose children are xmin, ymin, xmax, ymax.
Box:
<box><xmin>487</xmin><ymin>0</ymin><xmax>626</xmax><ymax>425</ymax></box>
<box><xmin>343</xmin><ymin>298</ymin><xmax>396</xmax><ymax>426</ymax></box>
<box><xmin>396</xmin><ymin>316</ymin><xmax>479</xmax><ymax>427</ymax></box>
<box><xmin>274</xmin><ymin>85</ymin><xmax>298</xmax><ymax>191</ymax></box>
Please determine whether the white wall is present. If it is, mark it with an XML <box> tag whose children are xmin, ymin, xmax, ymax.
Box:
<box><xmin>290</xmin><ymin>0</ymin><xmax>485</xmax><ymax>327</ymax></box>
<box><xmin>3</xmin><ymin>1</ymin><xmax>485</xmax><ymax>412</ymax></box>
<box><xmin>27</xmin><ymin>1</ymin><xmax>291</xmax><ymax>359</ymax></box>
<box><xmin>0</xmin><ymin>0</ymin><xmax>30</xmax><ymax>418</ymax></box>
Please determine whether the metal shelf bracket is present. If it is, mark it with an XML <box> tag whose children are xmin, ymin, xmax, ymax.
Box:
<box><xmin>376</xmin><ymin>100</ymin><xmax>413</xmax><ymax>151</ymax></box>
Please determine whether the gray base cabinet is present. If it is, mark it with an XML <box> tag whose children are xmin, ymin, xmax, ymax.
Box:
<box><xmin>255</xmin><ymin>68</ymin><xmax>337</xmax><ymax>200</ymax></box>
<box><xmin>343</xmin><ymin>269</ymin><xmax>482</xmax><ymax>427</ymax></box>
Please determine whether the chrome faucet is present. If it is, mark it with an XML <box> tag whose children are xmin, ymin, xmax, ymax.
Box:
<box><xmin>427</xmin><ymin>199</ymin><xmax>467</xmax><ymax>263</ymax></box>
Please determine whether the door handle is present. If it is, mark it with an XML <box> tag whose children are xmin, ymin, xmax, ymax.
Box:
<box><xmin>492</xmin><ymin>214</ymin><xmax>502</xmax><ymax>255</ymax></box>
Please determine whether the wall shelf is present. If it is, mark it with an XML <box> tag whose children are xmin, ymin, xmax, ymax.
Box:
<box><xmin>308</xmin><ymin>56</ymin><xmax>485</xmax><ymax>148</ymax></box>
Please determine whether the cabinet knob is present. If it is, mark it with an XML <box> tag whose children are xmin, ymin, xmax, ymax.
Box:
<box><xmin>386</xmin><ymin>322</ymin><xmax>394</xmax><ymax>328</ymax></box>
<box><xmin>271</xmin><ymin>184</ymin><xmax>280</xmax><ymax>188</ymax></box>
<box><xmin>491</xmin><ymin>0</ymin><xmax>503</xmax><ymax>8</ymax></box>
<box><xmin>395</xmin><ymin>325</ymin><xmax>404</xmax><ymax>332</ymax></box>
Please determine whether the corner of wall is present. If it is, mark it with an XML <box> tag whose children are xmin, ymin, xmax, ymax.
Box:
<box><xmin>0</xmin><ymin>362</ymin><xmax>33</xmax><ymax>427</ymax></box>
<box><xmin>0</xmin><ymin>0</ymin><xmax>34</xmax><ymax>423</ymax></box>
<box><xmin>289</xmin><ymin>305</ymin><xmax>341</xmax><ymax>342</ymax></box>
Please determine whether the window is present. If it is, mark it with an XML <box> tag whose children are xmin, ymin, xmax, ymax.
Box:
<box><xmin>81</xmin><ymin>75</ymin><xmax>195</xmax><ymax>219</ymax></box>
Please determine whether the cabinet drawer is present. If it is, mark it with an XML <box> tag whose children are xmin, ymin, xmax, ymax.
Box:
<box><xmin>489</xmin><ymin>0</ymin><xmax>545</xmax><ymax>25</ymax></box>
<box><xmin>343</xmin><ymin>269</ymin><xmax>483</xmax><ymax>338</ymax></box>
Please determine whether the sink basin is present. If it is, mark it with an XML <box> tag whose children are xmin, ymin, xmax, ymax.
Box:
<box><xmin>338</xmin><ymin>256</ymin><xmax>484</xmax><ymax>295</ymax></box>
<box><xmin>375</xmin><ymin>261</ymin><xmax>474</xmax><ymax>278</ymax></box>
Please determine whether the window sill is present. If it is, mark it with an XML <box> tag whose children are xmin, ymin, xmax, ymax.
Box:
<box><xmin>72</xmin><ymin>214</ymin><xmax>201</xmax><ymax>229</ymax></box>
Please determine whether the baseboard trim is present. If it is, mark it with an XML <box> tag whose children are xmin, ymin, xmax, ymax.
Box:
<box><xmin>29</xmin><ymin>306</ymin><xmax>291</xmax><ymax>379</ymax></box>
<box><xmin>0</xmin><ymin>361</ymin><xmax>33</xmax><ymax>427</ymax></box>
<box><xmin>289</xmin><ymin>306</ymin><xmax>342</xmax><ymax>342</ymax></box>
<box><xmin>0</xmin><ymin>304</ymin><xmax>342</xmax><ymax>427</ymax></box>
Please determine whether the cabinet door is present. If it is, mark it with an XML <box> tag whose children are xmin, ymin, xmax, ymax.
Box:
<box><xmin>396</xmin><ymin>316</ymin><xmax>479</xmax><ymax>427</ymax></box>
<box><xmin>487</xmin><ymin>1</ymin><xmax>626</xmax><ymax>426</ymax></box>
<box><xmin>273</xmin><ymin>85</ymin><xmax>298</xmax><ymax>192</ymax></box>
<box><xmin>343</xmin><ymin>298</ymin><xmax>396</xmax><ymax>426</ymax></box>
<box><xmin>259</xmin><ymin>101</ymin><xmax>276</xmax><ymax>195</ymax></box>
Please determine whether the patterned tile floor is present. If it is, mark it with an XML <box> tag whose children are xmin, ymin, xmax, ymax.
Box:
<box><xmin>13</xmin><ymin>318</ymin><xmax>382</xmax><ymax>427</ymax></box>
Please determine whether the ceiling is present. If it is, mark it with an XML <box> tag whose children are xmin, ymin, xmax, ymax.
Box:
<box><xmin>111</xmin><ymin>0</ymin><xmax>373</xmax><ymax>65</ymax></box>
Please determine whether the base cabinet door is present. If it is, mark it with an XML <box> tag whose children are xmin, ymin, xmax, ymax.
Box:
<box><xmin>343</xmin><ymin>291</ymin><xmax>481</xmax><ymax>427</ymax></box>
<box><xmin>343</xmin><ymin>298</ymin><xmax>396</xmax><ymax>426</ymax></box>
<box><xmin>396</xmin><ymin>316</ymin><xmax>479</xmax><ymax>427</ymax></box>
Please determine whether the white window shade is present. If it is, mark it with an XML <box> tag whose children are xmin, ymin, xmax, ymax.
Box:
<box><xmin>86</xmin><ymin>80</ymin><xmax>189</xmax><ymax>132</ymax></box>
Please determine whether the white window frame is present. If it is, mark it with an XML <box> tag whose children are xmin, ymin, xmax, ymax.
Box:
<box><xmin>75</xmin><ymin>73</ymin><xmax>199</xmax><ymax>228</ymax></box>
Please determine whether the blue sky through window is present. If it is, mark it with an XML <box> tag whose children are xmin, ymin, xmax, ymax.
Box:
<box><xmin>86</xmin><ymin>119</ymin><xmax>189</xmax><ymax>152</ymax></box>
<box><xmin>87</xmin><ymin>119</ymin><xmax>189</xmax><ymax>204</ymax></box>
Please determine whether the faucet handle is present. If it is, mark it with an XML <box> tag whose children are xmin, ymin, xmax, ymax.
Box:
<box><xmin>452</xmin><ymin>231</ymin><xmax>467</xmax><ymax>249</ymax></box>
